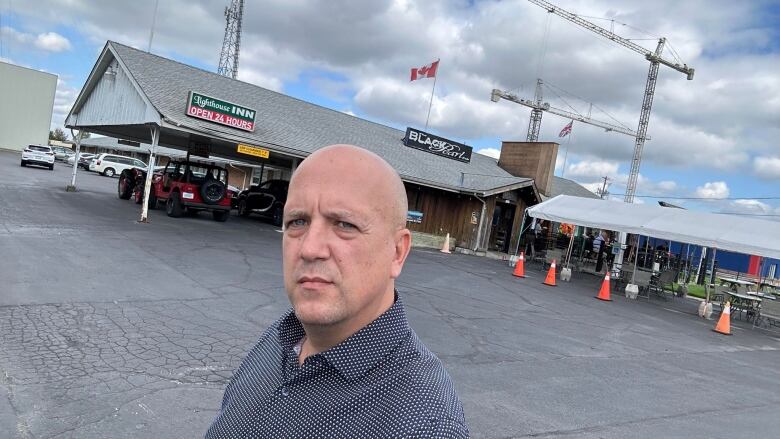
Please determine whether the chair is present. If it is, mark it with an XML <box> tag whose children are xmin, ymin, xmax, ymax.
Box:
<box><xmin>710</xmin><ymin>285</ymin><xmax>730</xmax><ymax>310</ymax></box>
<box><xmin>649</xmin><ymin>270</ymin><xmax>677</xmax><ymax>300</ymax></box>
<box><xmin>753</xmin><ymin>297</ymin><xmax>780</xmax><ymax>329</ymax></box>
<box><xmin>632</xmin><ymin>270</ymin><xmax>654</xmax><ymax>301</ymax></box>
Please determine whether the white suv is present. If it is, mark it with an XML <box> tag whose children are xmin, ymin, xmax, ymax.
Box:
<box><xmin>21</xmin><ymin>145</ymin><xmax>55</xmax><ymax>170</ymax></box>
<box><xmin>89</xmin><ymin>153</ymin><xmax>147</xmax><ymax>177</ymax></box>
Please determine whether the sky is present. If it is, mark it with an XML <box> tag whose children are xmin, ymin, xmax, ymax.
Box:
<box><xmin>1</xmin><ymin>0</ymin><xmax>779</xmax><ymax>218</ymax></box>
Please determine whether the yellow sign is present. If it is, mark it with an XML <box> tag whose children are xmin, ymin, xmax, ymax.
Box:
<box><xmin>237</xmin><ymin>143</ymin><xmax>269</xmax><ymax>159</ymax></box>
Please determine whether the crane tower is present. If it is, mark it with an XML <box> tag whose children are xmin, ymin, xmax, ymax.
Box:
<box><xmin>527</xmin><ymin>0</ymin><xmax>694</xmax><ymax>203</ymax></box>
<box><xmin>217</xmin><ymin>0</ymin><xmax>244</xmax><ymax>79</ymax></box>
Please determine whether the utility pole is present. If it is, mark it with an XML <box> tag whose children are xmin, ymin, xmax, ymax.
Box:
<box><xmin>597</xmin><ymin>176</ymin><xmax>611</xmax><ymax>199</ymax></box>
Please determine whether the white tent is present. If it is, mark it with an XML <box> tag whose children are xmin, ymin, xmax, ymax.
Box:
<box><xmin>526</xmin><ymin>195</ymin><xmax>780</xmax><ymax>260</ymax></box>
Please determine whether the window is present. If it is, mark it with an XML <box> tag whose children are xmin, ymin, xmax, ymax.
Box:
<box><xmin>134</xmin><ymin>160</ymin><xmax>146</xmax><ymax>168</ymax></box>
<box><xmin>28</xmin><ymin>145</ymin><xmax>51</xmax><ymax>153</ymax></box>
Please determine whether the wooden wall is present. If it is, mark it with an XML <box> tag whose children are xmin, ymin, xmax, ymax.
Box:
<box><xmin>405</xmin><ymin>183</ymin><xmax>485</xmax><ymax>249</ymax></box>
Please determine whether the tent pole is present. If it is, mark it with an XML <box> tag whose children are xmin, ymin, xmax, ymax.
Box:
<box><xmin>630</xmin><ymin>235</ymin><xmax>641</xmax><ymax>284</ymax></box>
<box><xmin>513</xmin><ymin>209</ymin><xmax>528</xmax><ymax>256</ymax></box>
<box><xmin>564</xmin><ymin>226</ymin><xmax>576</xmax><ymax>268</ymax></box>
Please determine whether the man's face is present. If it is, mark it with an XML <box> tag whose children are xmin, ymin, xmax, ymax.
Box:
<box><xmin>282</xmin><ymin>150</ymin><xmax>405</xmax><ymax>327</ymax></box>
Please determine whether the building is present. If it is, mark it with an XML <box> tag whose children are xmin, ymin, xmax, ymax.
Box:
<box><xmin>67</xmin><ymin>41</ymin><xmax>569</xmax><ymax>252</ymax></box>
<box><xmin>0</xmin><ymin>61</ymin><xmax>57</xmax><ymax>151</ymax></box>
<box><xmin>79</xmin><ymin>136</ymin><xmax>288</xmax><ymax>191</ymax></box>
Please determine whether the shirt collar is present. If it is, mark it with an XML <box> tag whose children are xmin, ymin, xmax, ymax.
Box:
<box><xmin>277</xmin><ymin>292</ymin><xmax>411</xmax><ymax>381</ymax></box>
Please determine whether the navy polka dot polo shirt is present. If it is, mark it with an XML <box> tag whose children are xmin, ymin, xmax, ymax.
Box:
<box><xmin>205</xmin><ymin>294</ymin><xmax>469</xmax><ymax>438</ymax></box>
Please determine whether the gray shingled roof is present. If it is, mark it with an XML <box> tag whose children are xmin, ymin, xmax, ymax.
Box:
<box><xmin>108</xmin><ymin>42</ymin><xmax>532</xmax><ymax>196</ymax></box>
<box><xmin>548</xmin><ymin>176</ymin><xmax>600</xmax><ymax>200</ymax></box>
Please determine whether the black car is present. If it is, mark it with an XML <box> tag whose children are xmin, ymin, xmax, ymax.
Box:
<box><xmin>235</xmin><ymin>179</ymin><xmax>289</xmax><ymax>226</ymax></box>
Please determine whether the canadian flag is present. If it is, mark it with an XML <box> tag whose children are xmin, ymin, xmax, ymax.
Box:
<box><xmin>410</xmin><ymin>60</ymin><xmax>439</xmax><ymax>81</ymax></box>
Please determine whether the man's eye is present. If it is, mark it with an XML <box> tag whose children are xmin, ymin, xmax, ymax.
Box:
<box><xmin>287</xmin><ymin>219</ymin><xmax>307</xmax><ymax>228</ymax></box>
<box><xmin>336</xmin><ymin>221</ymin><xmax>356</xmax><ymax>230</ymax></box>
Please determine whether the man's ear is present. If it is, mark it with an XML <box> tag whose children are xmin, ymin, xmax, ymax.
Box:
<box><xmin>390</xmin><ymin>228</ymin><xmax>412</xmax><ymax>279</ymax></box>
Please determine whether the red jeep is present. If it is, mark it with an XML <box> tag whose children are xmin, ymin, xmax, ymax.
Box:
<box><xmin>118</xmin><ymin>161</ymin><xmax>234</xmax><ymax>222</ymax></box>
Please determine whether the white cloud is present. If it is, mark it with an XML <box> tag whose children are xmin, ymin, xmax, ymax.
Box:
<box><xmin>695</xmin><ymin>181</ymin><xmax>730</xmax><ymax>199</ymax></box>
<box><xmin>34</xmin><ymin>32</ymin><xmax>71</xmax><ymax>52</ymax></box>
<box><xmin>753</xmin><ymin>156</ymin><xmax>780</xmax><ymax>180</ymax></box>
<box><xmin>565</xmin><ymin>160</ymin><xmax>620</xmax><ymax>179</ymax></box>
<box><xmin>51</xmin><ymin>78</ymin><xmax>79</xmax><ymax>129</ymax></box>
<box><xmin>731</xmin><ymin>199</ymin><xmax>771</xmax><ymax>213</ymax></box>
<box><xmin>0</xmin><ymin>26</ymin><xmax>71</xmax><ymax>52</ymax></box>
<box><xmin>476</xmin><ymin>148</ymin><xmax>500</xmax><ymax>159</ymax></box>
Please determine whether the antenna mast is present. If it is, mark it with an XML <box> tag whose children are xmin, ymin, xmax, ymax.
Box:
<box><xmin>217</xmin><ymin>0</ymin><xmax>244</xmax><ymax>79</ymax></box>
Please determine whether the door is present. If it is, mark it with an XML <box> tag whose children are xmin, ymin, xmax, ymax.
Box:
<box><xmin>489</xmin><ymin>202</ymin><xmax>516</xmax><ymax>253</ymax></box>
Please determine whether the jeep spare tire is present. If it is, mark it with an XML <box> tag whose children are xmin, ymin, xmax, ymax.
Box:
<box><xmin>200</xmin><ymin>180</ymin><xmax>226</xmax><ymax>205</ymax></box>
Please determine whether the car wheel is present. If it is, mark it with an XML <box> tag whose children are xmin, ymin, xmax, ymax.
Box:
<box><xmin>165</xmin><ymin>195</ymin><xmax>183</xmax><ymax>218</ymax></box>
<box><xmin>213</xmin><ymin>210</ymin><xmax>229</xmax><ymax>222</ymax></box>
<box><xmin>238</xmin><ymin>199</ymin><xmax>250</xmax><ymax>217</ymax></box>
<box><xmin>272</xmin><ymin>205</ymin><xmax>284</xmax><ymax>227</ymax></box>
<box><xmin>49</xmin><ymin>164</ymin><xmax>54</xmax><ymax>170</ymax></box>
<box><xmin>118</xmin><ymin>175</ymin><xmax>133</xmax><ymax>200</ymax></box>
<box><xmin>20</xmin><ymin>160</ymin><xmax>25</xmax><ymax>167</ymax></box>
<box><xmin>103</xmin><ymin>167</ymin><xmax>115</xmax><ymax>177</ymax></box>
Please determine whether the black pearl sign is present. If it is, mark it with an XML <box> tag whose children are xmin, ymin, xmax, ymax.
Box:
<box><xmin>403</xmin><ymin>127</ymin><xmax>472</xmax><ymax>163</ymax></box>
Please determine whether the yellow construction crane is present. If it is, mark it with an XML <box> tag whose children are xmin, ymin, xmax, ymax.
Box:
<box><xmin>527</xmin><ymin>0</ymin><xmax>694</xmax><ymax>203</ymax></box>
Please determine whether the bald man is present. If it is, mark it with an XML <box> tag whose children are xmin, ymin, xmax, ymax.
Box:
<box><xmin>206</xmin><ymin>145</ymin><xmax>468</xmax><ymax>438</ymax></box>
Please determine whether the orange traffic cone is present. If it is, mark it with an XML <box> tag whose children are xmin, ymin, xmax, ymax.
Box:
<box><xmin>713</xmin><ymin>302</ymin><xmax>732</xmax><ymax>335</ymax></box>
<box><xmin>596</xmin><ymin>271</ymin><xmax>612</xmax><ymax>301</ymax></box>
<box><xmin>543</xmin><ymin>260</ymin><xmax>557</xmax><ymax>286</ymax></box>
<box><xmin>512</xmin><ymin>252</ymin><xmax>526</xmax><ymax>278</ymax></box>
<box><xmin>440</xmin><ymin>233</ymin><xmax>451</xmax><ymax>254</ymax></box>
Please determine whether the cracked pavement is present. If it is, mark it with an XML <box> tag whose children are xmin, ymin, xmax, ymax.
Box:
<box><xmin>1</xmin><ymin>150</ymin><xmax>780</xmax><ymax>438</ymax></box>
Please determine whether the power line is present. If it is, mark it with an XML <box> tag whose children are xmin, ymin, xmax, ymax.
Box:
<box><xmin>713</xmin><ymin>212</ymin><xmax>780</xmax><ymax>217</ymax></box>
<box><xmin>609</xmin><ymin>193</ymin><xmax>780</xmax><ymax>201</ymax></box>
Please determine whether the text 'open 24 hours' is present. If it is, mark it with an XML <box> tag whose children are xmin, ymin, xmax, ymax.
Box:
<box><xmin>186</xmin><ymin>91</ymin><xmax>256</xmax><ymax>132</ymax></box>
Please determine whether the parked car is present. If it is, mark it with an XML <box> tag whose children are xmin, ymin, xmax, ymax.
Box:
<box><xmin>51</xmin><ymin>146</ymin><xmax>75</xmax><ymax>162</ymax></box>
<box><xmin>66</xmin><ymin>153</ymin><xmax>96</xmax><ymax>169</ymax></box>
<box><xmin>119</xmin><ymin>160</ymin><xmax>235</xmax><ymax>222</ymax></box>
<box><xmin>89</xmin><ymin>153</ymin><xmax>146</xmax><ymax>177</ymax></box>
<box><xmin>20</xmin><ymin>145</ymin><xmax>55</xmax><ymax>170</ymax></box>
<box><xmin>235</xmin><ymin>179</ymin><xmax>289</xmax><ymax>226</ymax></box>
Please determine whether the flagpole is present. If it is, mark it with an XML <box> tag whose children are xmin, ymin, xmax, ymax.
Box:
<box><xmin>561</xmin><ymin>128</ymin><xmax>572</xmax><ymax>177</ymax></box>
<box><xmin>424</xmin><ymin>58</ymin><xmax>439</xmax><ymax>131</ymax></box>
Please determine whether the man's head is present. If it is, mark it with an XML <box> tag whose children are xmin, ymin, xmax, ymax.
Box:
<box><xmin>282</xmin><ymin>144</ymin><xmax>411</xmax><ymax>330</ymax></box>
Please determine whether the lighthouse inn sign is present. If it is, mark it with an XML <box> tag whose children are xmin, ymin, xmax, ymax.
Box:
<box><xmin>403</xmin><ymin>127</ymin><xmax>472</xmax><ymax>163</ymax></box>
<box><xmin>185</xmin><ymin>91</ymin><xmax>256</xmax><ymax>132</ymax></box>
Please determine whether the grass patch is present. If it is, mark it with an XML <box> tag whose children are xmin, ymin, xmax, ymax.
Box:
<box><xmin>669</xmin><ymin>282</ymin><xmax>706</xmax><ymax>299</ymax></box>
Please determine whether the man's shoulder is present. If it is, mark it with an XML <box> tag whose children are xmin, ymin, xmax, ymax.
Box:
<box><xmin>389</xmin><ymin>331</ymin><xmax>467</xmax><ymax>427</ymax></box>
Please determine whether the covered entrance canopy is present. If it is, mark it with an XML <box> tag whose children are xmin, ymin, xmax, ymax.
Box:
<box><xmin>527</xmin><ymin>195</ymin><xmax>780</xmax><ymax>260</ymax></box>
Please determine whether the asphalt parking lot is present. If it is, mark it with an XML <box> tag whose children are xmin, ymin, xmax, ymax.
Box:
<box><xmin>1</xmin><ymin>148</ymin><xmax>780</xmax><ymax>438</ymax></box>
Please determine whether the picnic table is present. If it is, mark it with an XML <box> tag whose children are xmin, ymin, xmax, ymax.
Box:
<box><xmin>718</xmin><ymin>276</ymin><xmax>756</xmax><ymax>291</ymax></box>
<box><xmin>728</xmin><ymin>291</ymin><xmax>761</xmax><ymax>321</ymax></box>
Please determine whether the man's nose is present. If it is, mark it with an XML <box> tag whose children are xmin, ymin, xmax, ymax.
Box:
<box><xmin>299</xmin><ymin>219</ymin><xmax>331</xmax><ymax>261</ymax></box>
